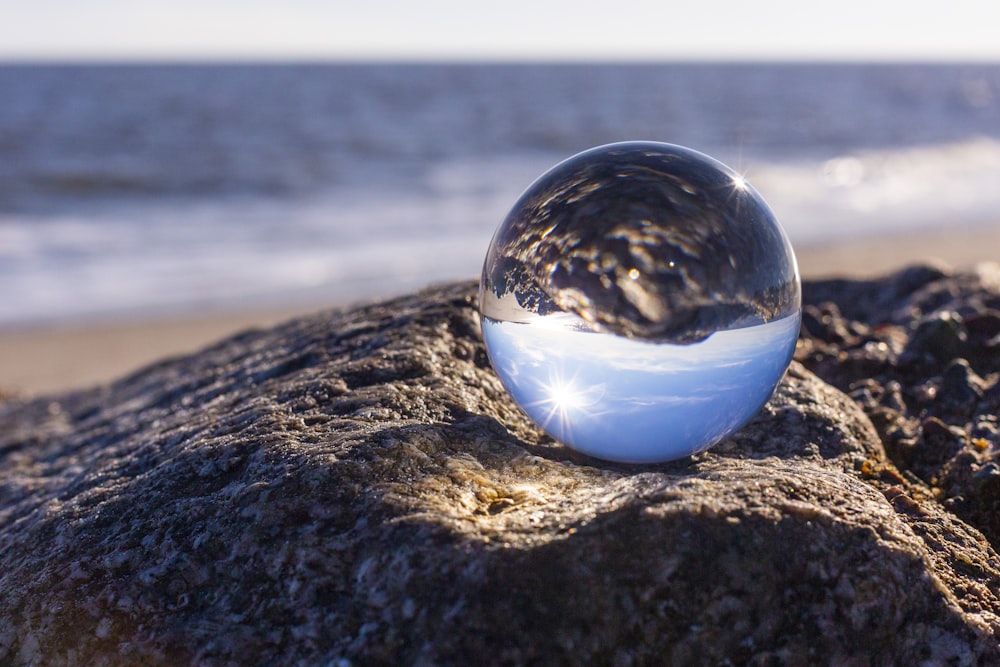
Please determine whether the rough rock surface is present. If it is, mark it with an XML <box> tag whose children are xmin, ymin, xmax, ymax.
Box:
<box><xmin>2</xmin><ymin>265</ymin><xmax>1000</xmax><ymax>665</ymax></box>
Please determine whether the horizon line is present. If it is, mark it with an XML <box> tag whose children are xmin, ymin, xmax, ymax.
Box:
<box><xmin>2</xmin><ymin>53</ymin><xmax>1000</xmax><ymax>66</ymax></box>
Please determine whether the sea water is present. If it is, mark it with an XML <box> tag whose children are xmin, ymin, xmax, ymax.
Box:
<box><xmin>2</xmin><ymin>63</ymin><xmax>999</xmax><ymax>328</ymax></box>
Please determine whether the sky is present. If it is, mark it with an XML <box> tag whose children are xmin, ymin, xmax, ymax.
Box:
<box><xmin>1</xmin><ymin>0</ymin><xmax>1000</xmax><ymax>62</ymax></box>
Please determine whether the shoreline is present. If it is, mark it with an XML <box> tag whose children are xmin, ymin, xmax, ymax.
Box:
<box><xmin>793</xmin><ymin>223</ymin><xmax>1000</xmax><ymax>278</ymax></box>
<box><xmin>2</xmin><ymin>225</ymin><xmax>998</xmax><ymax>397</ymax></box>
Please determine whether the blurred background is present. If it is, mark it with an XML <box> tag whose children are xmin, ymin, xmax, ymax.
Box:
<box><xmin>2</xmin><ymin>0</ymin><xmax>1000</xmax><ymax>392</ymax></box>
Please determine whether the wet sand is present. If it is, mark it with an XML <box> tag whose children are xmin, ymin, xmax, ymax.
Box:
<box><xmin>2</xmin><ymin>225</ymin><xmax>998</xmax><ymax>396</ymax></box>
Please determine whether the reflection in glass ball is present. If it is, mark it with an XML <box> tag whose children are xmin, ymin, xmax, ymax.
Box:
<box><xmin>479</xmin><ymin>141</ymin><xmax>801</xmax><ymax>463</ymax></box>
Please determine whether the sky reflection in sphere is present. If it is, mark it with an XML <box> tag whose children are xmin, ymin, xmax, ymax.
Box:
<box><xmin>480</xmin><ymin>142</ymin><xmax>800</xmax><ymax>463</ymax></box>
<box><xmin>482</xmin><ymin>314</ymin><xmax>799</xmax><ymax>463</ymax></box>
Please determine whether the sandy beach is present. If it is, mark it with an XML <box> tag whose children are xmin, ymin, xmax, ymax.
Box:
<box><xmin>2</xmin><ymin>224</ymin><xmax>998</xmax><ymax>397</ymax></box>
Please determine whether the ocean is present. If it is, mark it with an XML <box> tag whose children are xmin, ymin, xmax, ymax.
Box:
<box><xmin>2</xmin><ymin>62</ymin><xmax>999</xmax><ymax>328</ymax></box>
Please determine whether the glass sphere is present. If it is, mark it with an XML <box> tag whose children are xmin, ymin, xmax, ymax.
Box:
<box><xmin>479</xmin><ymin>141</ymin><xmax>801</xmax><ymax>463</ymax></box>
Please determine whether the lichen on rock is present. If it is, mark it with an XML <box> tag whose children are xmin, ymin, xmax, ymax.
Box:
<box><xmin>1</xmin><ymin>267</ymin><xmax>1000</xmax><ymax>665</ymax></box>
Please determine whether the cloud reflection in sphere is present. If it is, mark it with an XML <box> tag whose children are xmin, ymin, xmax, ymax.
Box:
<box><xmin>479</xmin><ymin>142</ymin><xmax>801</xmax><ymax>463</ymax></box>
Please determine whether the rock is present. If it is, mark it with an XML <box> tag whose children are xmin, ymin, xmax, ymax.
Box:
<box><xmin>797</xmin><ymin>262</ymin><xmax>1000</xmax><ymax>548</ymax></box>
<box><xmin>2</xmin><ymin>268</ymin><xmax>1000</xmax><ymax>665</ymax></box>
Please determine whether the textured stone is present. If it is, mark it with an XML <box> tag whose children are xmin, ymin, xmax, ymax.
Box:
<box><xmin>799</xmin><ymin>262</ymin><xmax>1000</xmax><ymax>548</ymax></box>
<box><xmin>1</xmin><ymin>267</ymin><xmax>1000</xmax><ymax>665</ymax></box>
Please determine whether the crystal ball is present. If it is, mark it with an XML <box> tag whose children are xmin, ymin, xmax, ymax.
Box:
<box><xmin>479</xmin><ymin>141</ymin><xmax>801</xmax><ymax>463</ymax></box>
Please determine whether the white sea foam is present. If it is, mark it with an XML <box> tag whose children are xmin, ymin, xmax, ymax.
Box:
<box><xmin>749</xmin><ymin>136</ymin><xmax>1000</xmax><ymax>242</ymax></box>
<box><xmin>4</xmin><ymin>138</ymin><xmax>1000</xmax><ymax>328</ymax></box>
